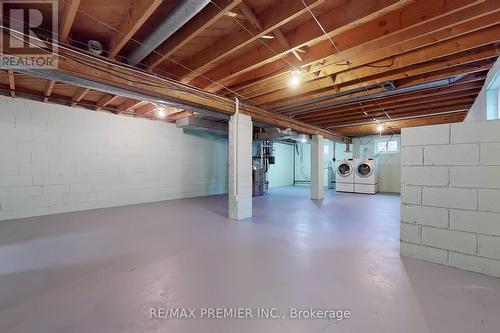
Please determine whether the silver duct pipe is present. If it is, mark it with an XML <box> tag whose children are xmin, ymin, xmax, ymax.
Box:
<box><xmin>275</xmin><ymin>85</ymin><xmax>372</xmax><ymax>113</ymax></box>
<box><xmin>283</xmin><ymin>76</ymin><xmax>465</xmax><ymax>116</ymax></box>
<box><xmin>128</xmin><ymin>0</ymin><xmax>211</xmax><ymax>65</ymax></box>
<box><xmin>254</xmin><ymin>127</ymin><xmax>298</xmax><ymax>140</ymax></box>
<box><xmin>176</xmin><ymin>117</ymin><xmax>228</xmax><ymax>133</ymax></box>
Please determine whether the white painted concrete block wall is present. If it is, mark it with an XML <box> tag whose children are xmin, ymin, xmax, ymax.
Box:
<box><xmin>228</xmin><ymin>112</ymin><xmax>252</xmax><ymax>220</ymax></box>
<box><xmin>310</xmin><ymin>135</ymin><xmax>324</xmax><ymax>200</ymax></box>
<box><xmin>0</xmin><ymin>96</ymin><xmax>228</xmax><ymax>221</ymax></box>
<box><xmin>400</xmin><ymin>120</ymin><xmax>500</xmax><ymax>277</ymax></box>
<box><xmin>465</xmin><ymin>58</ymin><xmax>500</xmax><ymax>122</ymax></box>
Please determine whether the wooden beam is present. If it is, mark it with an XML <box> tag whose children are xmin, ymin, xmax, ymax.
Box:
<box><xmin>145</xmin><ymin>0</ymin><xmax>243</xmax><ymax>69</ymax></box>
<box><xmin>294</xmin><ymin>80</ymin><xmax>485</xmax><ymax>117</ymax></box>
<box><xmin>325</xmin><ymin>94</ymin><xmax>479</xmax><ymax>116</ymax></box>
<box><xmin>71</xmin><ymin>87</ymin><xmax>89</xmax><ymax>107</ymax></box>
<box><xmin>294</xmin><ymin>85</ymin><xmax>481</xmax><ymax>122</ymax></box>
<box><xmin>323</xmin><ymin>105</ymin><xmax>472</xmax><ymax>128</ymax></box>
<box><xmin>237</xmin><ymin>14</ymin><xmax>500</xmax><ymax>99</ymax></box>
<box><xmin>245</xmin><ymin>31</ymin><xmax>500</xmax><ymax>103</ymax></box>
<box><xmin>229</xmin><ymin>4</ymin><xmax>500</xmax><ymax>98</ymax></box>
<box><xmin>134</xmin><ymin>103</ymin><xmax>158</xmax><ymax>115</ymax></box>
<box><xmin>254</xmin><ymin>58</ymin><xmax>495</xmax><ymax>107</ymax></box>
<box><xmin>272</xmin><ymin>28</ymin><xmax>289</xmax><ymax>48</ymax></box>
<box><xmin>157</xmin><ymin>0</ymin><xmax>328</xmax><ymax>81</ymax></box>
<box><xmin>1</xmin><ymin>31</ymin><xmax>349</xmax><ymax>142</ymax></box>
<box><xmin>43</xmin><ymin>80</ymin><xmax>56</xmax><ymax>102</ymax></box>
<box><xmin>396</xmin><ymin>62</ymin><xmax>493</xmax><ymax>88</ymax></box>
<box><xmin>0</xmin><ymin>83</ymin><xmax>76</xmax><ymax>104</ymax></box>
<box><xmin>291</xmin><ymin>50</ymin><xmax>303</xmax><ymax>62</ymax></box>
<box><xmin>108</xmin><ymin>0</ymin><xmax>162</xmax><ymax>59</ymax></box>
<box><xmin>325</xmin><ymin>108</ymin><xmax>471</xmax><ymax>129</ymax></box>
<box><xmin>117</xmin><ymin>99</ymin><xmax>146</xmax><ymax>113</ymax></box>
<box><xmin>230</xmin><ymin>0</ymin><xmax>495</xmax><ymax>92</ymax></box>
<box><xmin>299</xmin><ymin>91</ymin><xmax>481</xmax><ymax>122</ymax></box>
<box><xmin>200</xmin><ymin>0</ymin><xmax>490</xmax><ymax>91</ymax></box>
<box><xmin>270</xmin><ymin>69</ymin><xmax>489</xmax><ymax>112</ymax></box>
<box><xmin>271</xmin><ymin>71</ymin><xmax>487</xmax><ymax>111</ymax></box>
<box><xmin>273</xmin><ymin>28</ymin><xmax>302</xmax><ymax>61</ymax></box>
<box><xmin>59</xmin><ymin>0</ymin><xmax>81</xmax><ymax>43</ymax></box>
<box><xmin>306</xmin><ymin>2</ymin><xmax>500</xmax><ymax>76</ymax></box>
<box><xmin>95</xmin><ymin>94</ymin><xmax>119</xmax><ymax>110</ymax></box>
<box><xmin>280</xmin><ymin>12</ymin><xmax>500</xmax><ymax>98</ymax></box>
<box><xmin>238</xmin><ymin>2</ymin><xmax>262</xmax><ymax>30</ymax></box>
<box><xmin>314</xmin><ymin>99</ymin><xmax>476</xmax><ymax>126</ymax></box>
<box><xmin>224</xmin><ymin>11</ymin><xmax>247</xmax><ymax>20</ymax></box>
<box><xmin>333</xmin><ymin>112</ymin><xmax>466</xmax><ymax>136</ymax></box>
<box><xmin>251</xmin><ymin>39</ymin><xmax>500</xmax><ymax>106</ymax></box>
<box><xmin>167</xmin><ymin>110</ymin><xmax>192</xmax><ymax>121</ymax></box>
<box><xmin>7</xmin><ymin>71</ymin><xmax>15</xmax><ymax>97</ymax></box>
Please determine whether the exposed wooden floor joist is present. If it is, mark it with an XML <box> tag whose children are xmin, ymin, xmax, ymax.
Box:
<box><xmin>1</xmin><ymin>0</ymin><xmax>498</xmax><ymax>136</ymax></box>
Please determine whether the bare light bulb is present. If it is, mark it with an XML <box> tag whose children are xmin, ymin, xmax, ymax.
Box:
<box><xmin>289</xmin><ymin>71</ymin><xmax>301</xmax><ymax>88</ymax></box>
<box><xmin>156</xmin><ymin>107</ymin><xmax>166</xmax><ymax>119</ymax></box>
<box><xmin>377</xmin><ymin>124</ymin><xmax>384</xmax><ymax>132</ymax></box>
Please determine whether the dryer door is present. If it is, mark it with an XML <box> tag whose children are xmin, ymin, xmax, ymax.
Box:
<box><xmin>356</xmin><ymin>162</ymin><xmax>373</xmax><ymax>178</ymax></box>
<box><xmin>337</xmin><ymin>163</ymin><xmax>352</xmax><ymax>177</ymax></box>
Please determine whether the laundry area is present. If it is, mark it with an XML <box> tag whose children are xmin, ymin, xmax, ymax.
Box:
<box><xmin>1</xmin><ymin>1</ymin><xmax>500</xmax><ymax>332</ymax></box>
<box><xmin>259</xmin><ymin>135</ymin><xmax>400</xmax><ymax>195</ymax></box>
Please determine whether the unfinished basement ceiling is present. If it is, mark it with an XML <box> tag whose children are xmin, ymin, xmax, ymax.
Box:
<box><xmin>1</xmin><ymin>0</ymin><xmax>499</xmax><ymax>136</ymax></box>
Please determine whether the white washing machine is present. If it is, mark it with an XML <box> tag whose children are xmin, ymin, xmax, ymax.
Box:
<box><xmin>335</xmin><ymin>159</ymin><xmax>354</xmax><ymax>192</ymax></box>
<box><xmin>354</xmin><ymin>158</ymin><xmax>378</xmax><ymax>194</ymax></box>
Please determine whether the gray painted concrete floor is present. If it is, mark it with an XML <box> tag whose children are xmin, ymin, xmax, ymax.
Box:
<box><xmin>0</xmin><ymin>186</ymin><xmax>499</xmax><ymax>333</ymax></box>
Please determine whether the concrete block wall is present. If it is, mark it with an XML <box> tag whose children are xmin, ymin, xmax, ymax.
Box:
<box><xmin>310</xmin><ymin>135</ymin><xmax>324</xmax><ymax>200</ymax></box>
<box><xmin>465</xmin><ymin>57</ymin><xmax>500</xmax><ymax>122</ymax></box>
<box><xmin>0</xmin><ymin>96</ymin><xmax>228</xmax><ymax>221</ymax></box>
<box><xmin>228</xmin><ymin>112</ymin><xmax>252</xmax><ymax>220</ymax></box>
<box><xmin>401</xmin><ymin>119</ymin><xmax>500</xmax><ymax>277</ymax></box>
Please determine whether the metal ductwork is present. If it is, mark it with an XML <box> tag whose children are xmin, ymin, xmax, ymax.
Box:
<box><xmin>282</xmin><ymin>76</ymin><xmax>466</xmax><ymax>115</ymax></box>
<box><xmin>275</xmin><ymin>86</ymin><xmax>371</xmax><ymax>113</ymax></box>
<box><xmin>87</xmin><ymin>40</ymin><xmax>103</xmax><ymax>55</ymax></box>
<box><xmin>254</xmin><ymin>127</ymin><xmax>297</xmax><ymax>141</ymax></box>
<box><xmin>176</xmin><ymin>117</ymin><xmax>228</xmax><ymax>134</ymax></box>
<box><xmin>128</xmin><ymin>0</ymin><xmax>211</xmax><ymax>65</ymax></box>
<box><xmin>292</xmin><ymin>134</ymin><xmax>310</xmax><ymax>143</ymax></box>
<box><xmin>380</xmin><ymin>81</ymin><xmax>396</xmax><ymax>91</ymax></box>
<box><xmin>254</xmin><ymin>127</ymin><xmax>313</xmax><ymax>144</ymax></box>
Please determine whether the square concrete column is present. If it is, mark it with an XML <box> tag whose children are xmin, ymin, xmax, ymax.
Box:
<box><xmin>310</xmin><ymin>134</ymin><xmax>324</xmax><ymax>200</ymax></box>
<box><xmin>228</xmin><ymin>112</ymin><xmax>253</xmax><ymax>220</ymax></box>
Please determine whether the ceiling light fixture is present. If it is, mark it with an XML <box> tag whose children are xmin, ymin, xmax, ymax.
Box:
<box><xmin>288</xmin><ymin>70</ymin><xmax>302</xmax><ymax>89</ymax></box>
<box><xmin>377</xmin><ymin>124</ymin><xmax>384</xmax><ymax>133</ymax></box>
<box><xmin>156</xmin><ymin>106</ymin><xmax>166</xmax><ymax>119</ymax></box>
